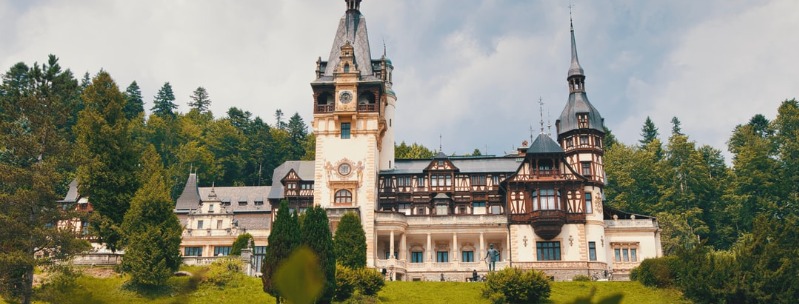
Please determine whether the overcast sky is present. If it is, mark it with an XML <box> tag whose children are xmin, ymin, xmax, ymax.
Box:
<box><xmin>2</xmin><ymin>0</ymin><xmax>798</xmax><ymax>161</ymax></box>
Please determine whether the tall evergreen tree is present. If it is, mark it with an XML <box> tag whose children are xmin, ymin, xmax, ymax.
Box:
<box><xmin>120</xmin><ymin>145</ymin><xmax>182</xmax><ymax>287</ymax></box>
<box><xmin>275</xmin><ymin>109</ymin><xmax>286</xmax><ymax>130</ymax></box>
<box><xmin>123</xmin><ymin>81</ymin><xmax>144</xmax><ymax>120</ymax></box>
<box><xmin>640</xmin><ymin>116</ymin><xmax>659</xmax><ymax>146</ymax></box>
<box><xmin>188</xmin><ymin>86</ymin><xmax>211</xmax><ymax>113</ymax></box>
<box><xmin>333</xmin><ymin>212</ymin><xmax>366</xmax><ymax>269</ymax></box>
<box><xmin>671</xmin><ymin>116</ymin><xmax>683</xmax><ymax>136</ymax></box>
<box><xmin>0</xmin><ymin>56</ymin><xmax>89</xmax><ymax>304</ymax></box>
<box><xmin>75</xmin><ymin>71</ymin><xmax>141</xmax><ymax>251</ymax></box>
<box><xmin>263</xmin><ymin>200</ymin><xmax>301</xmax><ymax>302</ymax></box>
<box><xmin>301</xmin><ymin>207</ymin><xmax>336</xmax><ymax>303</ymax></box>
<box><xmin>151</xmin><ymin>82</ymin><xmax>177</xmax><ymax>118</ymax></box>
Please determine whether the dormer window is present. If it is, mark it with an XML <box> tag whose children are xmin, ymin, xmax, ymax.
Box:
<box><xmin>208</xmin><ymin>204</ymin><xmax>214</xmax><ymax>213</ymax></box>
<box><xmin>577</xmin><ymin>114</ymin><xmax>589</xmax><ymax>128</ymax></box>
<box><xmin>239</xmin><ymin>200</ymin><xmax>248</xmax><ymax>206</ymax></box>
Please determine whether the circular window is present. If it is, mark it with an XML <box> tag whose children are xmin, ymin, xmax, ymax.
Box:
<box><xmin>338</xmin><ymin>163</ymin><xmax>351</xmax><ymax>176</ymax></box>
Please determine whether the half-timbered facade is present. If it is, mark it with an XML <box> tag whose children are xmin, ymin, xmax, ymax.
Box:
<box><xmin>265</xmin><ymin>0</ymin><xmax>662</xmax><ymax>281</ymax></box>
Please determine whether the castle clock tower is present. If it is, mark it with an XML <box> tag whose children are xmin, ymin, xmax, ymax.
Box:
<box><xmin>311</xmin><ymin>0</ymin><xmax>395</xmax><ymax>267</ymax></box>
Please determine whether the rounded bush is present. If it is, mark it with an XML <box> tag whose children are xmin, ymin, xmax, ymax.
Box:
<box><xmin>482</xmin><ymin>267</ymin><xmax>551</xmax><ymax>304</ymax></box>
<box><xmin>572</xmin><ymin>274</ymin><xmax>591</xmax><ymax>282</ymax></box>
<box><xmin>630</xmin><ymin>256</ymin><xmax>678</xmax><ymax>288</ymax></box>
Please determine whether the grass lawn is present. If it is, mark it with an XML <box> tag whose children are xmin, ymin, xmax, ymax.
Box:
<box><xmin>1</xmin><ymin>267</ymin><xmax>689</xmax><ymax>304</ymax></box>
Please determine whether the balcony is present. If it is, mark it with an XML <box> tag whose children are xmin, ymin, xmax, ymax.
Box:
<box><xmin>513</xmin><ymin>261</ymin><xmax>607</xmax><ymax>271</ymax></box>
<box><xmin>357</xmin><ymin>103</ymin><xmax>377</xmax><ymax>112</ymax></box>
<box><xmin>406</xmin><ymin>214</ymin><xmax>507</xmax><ymax>226</ymax></box>
<box><xmin>315</xmin><ymin>104</ymin><xmax>334</xmax><ymax>113</ymax></box>
<box><xmin>531</xmin><ymin>210</ymin><xmax>566</xmax><ymax>240</ymax></box>
<box><xmin>605</xmin><ymin>218</ymin><xmax>657</xmax><ymax>229</ymax></box>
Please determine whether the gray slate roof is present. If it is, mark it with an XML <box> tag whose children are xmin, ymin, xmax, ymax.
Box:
<box><xmin>527</xmin><ymin>134</ymin><xmax>564</xmax><ymax>154</ymax></box>
<box><xmin>556</xmin><ymin>92</ymin><xmax>604</xmax><ymax>135</ymax></box>
<box><xmin>175</xmin><ymin>173</ymin><xmax>201</xmax><ymax>211</ymax></box>
<box><xmin>323</xmin><ymin>10</ymin><xmax>373</xmax><ymax>77</ymax></box>
<box><xmin>383</xmin><ymin>157</ymin><xmax>522</xmax><ymax>175</ymax></box>
<box><xmin>568</xmin><ymin>21</ymin><xmax>585</xmax><ymax>78</ymax></box>
<box><xmin>198</xmin><ymin>186</ymin><xmax>271</xmax><ymax>213</ymax></box>
<box><xmin>268</xmin><ymin>161</ymin><xmax>315</xmax><ymax>200</ymax></box>
<box><xmin>59</xmin><ymin>179</ymin><xmax>79</xmax><ymax>203</ymax></box>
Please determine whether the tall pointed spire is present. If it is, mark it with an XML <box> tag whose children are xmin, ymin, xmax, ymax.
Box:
<box><xmin>567</xmin><ymin>13</ymin><xmax>585</xmax><ymax>78</ymax></box>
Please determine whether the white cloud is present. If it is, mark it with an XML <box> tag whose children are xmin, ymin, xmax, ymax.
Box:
<box><xmin>1</xmin><ymin>0</ymin><xmax>795</xmax><ymax>160</ymax></box>
<box><xmin>625</xmin><ymin>0</ymin><xmax>799</xmax><ymax>157</ymax></box>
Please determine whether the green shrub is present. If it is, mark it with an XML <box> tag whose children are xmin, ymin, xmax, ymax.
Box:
<box><xmin>630</xmin><ymin>256</ymin><xmax>678</xmax><ymax>288</ymax></box>
<box><xmin>334</xmin><ymin>264</ymin><xmax>357</xmax><ymax>301</ymax></box>
<box><xmin>355</xmin><ymin>268</ymin><xmax>385</xmax><ymax>296</ymax></box>
<box><xmin>205</xmin><ymin>257</ymin><xmax>245</xmax><ymax>287</ymax></box>
<box><xmin>572</xmin><ymin>274</ymin><xmax>591</xmax><ymax>282</ymax></box>
<box><xmin>482</xmin><ymin>267</ymin><xmax>551</xmax><ymax>304</ymax></box>
<box><xmin>334</xmin><ymin>265</ymin><xmax>385</xmax><ymax>300</ymax></box>
<box><xmin>35</xmin><ymin>265</ymin><xmax>82</xmax><ymax>302</ymax></box>
<box><xmin>230</xmin><ymin>233</ymin><xmax>254</xmax><ymax>256</ymax></box>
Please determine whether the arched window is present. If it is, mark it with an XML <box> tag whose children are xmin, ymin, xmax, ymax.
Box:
<box><xmin>335</xmin><ymin>189</ymin><xmax>353</xmax><ymax>203</ymax></box>
<box><xmin>343</xmin><ymin>64</ymin><xmax>350</xmax><ymax>73</ymax></box>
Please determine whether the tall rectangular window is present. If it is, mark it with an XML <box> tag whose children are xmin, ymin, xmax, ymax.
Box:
<box><xmin>588</xmin><ymin>242</ymin><xmax>597</xmax><ymax>261</ymax></box>
<box><xmin>436</xmin><ymin>251</ymin><xmax>449</xmax><ymax>263</ymax></box>
<box><xmin>216</xmin><ymin>220</ymin><xmax>223</xmax><ymax>229</ymax></box>
<box><xmin>536</xmin><ymin>241</ymin><xmax>561</xmax><ymax>261</ymax></box>
<box><xmin>614</xmin><ymin>248</ymin><xmax>621</xmax><ymax>262</ymax></box>
<box><xmin>184</xmin><ymin>247</ymin><xmax>202</xmax><ymax>256</ymax></box>
<box><xmin>214</xmin><ymin>246</ymin><xmax>231</xmax><ymax>256</ymax></box>
<box><xmin>397</xmin><ymin>176</ymin><xmax>411</xmax><ymax>187</ymax></box>
<box><xmin>536</xmin><ymin>189</ymin><xmax>558</xmax><ymax>210</ymax></box>
<box><xmin>631</xmin><ymin>249</ymin><xmax>637</xmax><ymax>262</ymax></box>
<box><xmin>416</xmin><ymin>176</ymin><xmax>426</xmax><ymax>188</ymax></box>
<box><xmin>585</xmin><ymin>192</ymin><xmax>593</xmax><ymax>214</ymax></box>
<box><xmin>341</xmin><ymin>123</ymin><xmax>351</xmax><ymax>139</ymax></box>
<box><xmin>411</xmin><ymin>252</ymin><xmax>424</xmax><ymax>263</ymax></box>
<box><xmin>197</xmin><ymin>220</ymin><xmax>204</xmax><ymax>229</ymax></box>
<box><xmin>462</xmin><ymin>251</ymin><xmax>474</xmax><ymax>262</ymax></box>
<box><xmin>253</xmin><ymin>246</ymin><xmax>267</xmax><ymax>274</ymax></box>
<box><xmin>581</xmin><ymin>162</ymin><xmax>591</xmax><ymax>176</ymax></box>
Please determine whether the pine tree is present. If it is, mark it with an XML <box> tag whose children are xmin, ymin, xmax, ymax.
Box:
<box><xmin>640</xmin><ymin>116</ymin><xmax>659</xmax><ymax>146</ymax></box>
<box><xmin>262</xmin><ymin>200</ymin><xmax>301</xmax><ymax>301</ymax></box>
<box><xmin>333</xmin><ymin>212</ymin><xmax>366</xmax><ymax>269</ymax></box>
<box><xmin>301</xmin><ymin>207</ymin><xmax>336</xmax><ymax>303</ymax></box>
<box><xmin>151</xmin><ymin>82</ymin><xmax>177</xmax><ymax>118</ymax></box>
<box><xmin>123</xmin><ymin>81</ymin><xmax>144</xmax><ymax>120</ymax></box>
<box><xmin>0</xmin><ymin>56</ymin><xmax>89</xmax><ymax>304</ymax></box>
<box><xmin>120</xmin><ymin>145</ymin><xmax>182</xmax><ymax>287</ymax></box>
<box><xmin>75</xmin><ymin>71</ymin><xmax>141</xmax><ymax>251</ymax></box>
<box><xmin>671</xmin><ymin>117</ymin><xmax>683</xmax><ymax>136</ymax></box>
<box><xmin>188</xmin><ymin>86</ymin><xmax>212</xmax><ymax>113</ymax></box>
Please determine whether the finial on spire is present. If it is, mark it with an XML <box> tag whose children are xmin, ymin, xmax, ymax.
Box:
<box><xmin>439</xmin><ymin>134</ymin><xmax>443</xmax><ymax>152</ymax></box>
<box><xmin>346</xmin><ymin>0</ymin><xmax>361</xmax><ymax>11</ymax></box>
<box><xmin>382</xmin><ymin>38</ymin><xmax>387</xmax><ymax>58</ymax></box>
<box><xmin>567</xmin><ymin>1</ymin><xmax>585</xmax><ymax>79</ymax></box>
<box><xmin>547</xmin><ymin>109</ymin><xmax>552</xmax><ymax>136</ymax></box>
<box><xmin>539</xmin><ymin>97</ymin><xmax>545</xmax><ymax>134</ymax></box>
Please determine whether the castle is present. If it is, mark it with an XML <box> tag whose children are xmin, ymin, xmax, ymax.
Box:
<box><xmin>176</xmin><ymin>0</ymin><xmax>662</xmax><ymax>281</ymax></box>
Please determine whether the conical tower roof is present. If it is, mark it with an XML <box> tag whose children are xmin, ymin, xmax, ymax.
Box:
<box><xmin>323</xmin><ymin>0</ymin><xmax>373</xmax><ymax>77</ymax></box>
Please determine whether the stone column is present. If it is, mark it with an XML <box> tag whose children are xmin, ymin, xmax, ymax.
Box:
<box><xmin>390</xmin><ymin>230</ymin><xmax>395</xmax><ymax>259</ymax></box>
<box><xmin>452</xmin><ymin>233</ymin><xmax>458</xmax><ymax>262</ymax></box>
<box><xmin>479</xmin><ymin>232</ymin><xmax>485</xmax><ymax>261</ymax></box>
<box><xmin>426</xmin><ymin>233</ymin><xmax>432</xmax><ymax>262</ymax></box>
<box><xmin>400</xmin><ymin>233</ymin><xmax>407</xmax><ymax>260</ymax></box>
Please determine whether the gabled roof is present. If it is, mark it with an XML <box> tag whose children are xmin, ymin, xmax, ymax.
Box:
<box><xmin>59</xmin><ymin>179</ymin><xmax>79</xmax><ymax>203</ymax></box>
<box><xmin>175</xmin><ymin>173</ymin><xmax>201</xmax><ymax>211</ymax></box>
<box><xmin>527</xmin><ymin>134</ymin><xmax>564</xmax><ymax>154</ymax></box>
<box><xmin>383</xmin><ymin>157</ymin><xmax>522</xmax><ymax>175</ymax></box>
<box><xmin>268</xmin><ymin>161</ymin><xmax>315</xmax><ymax>200</ymax></box>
